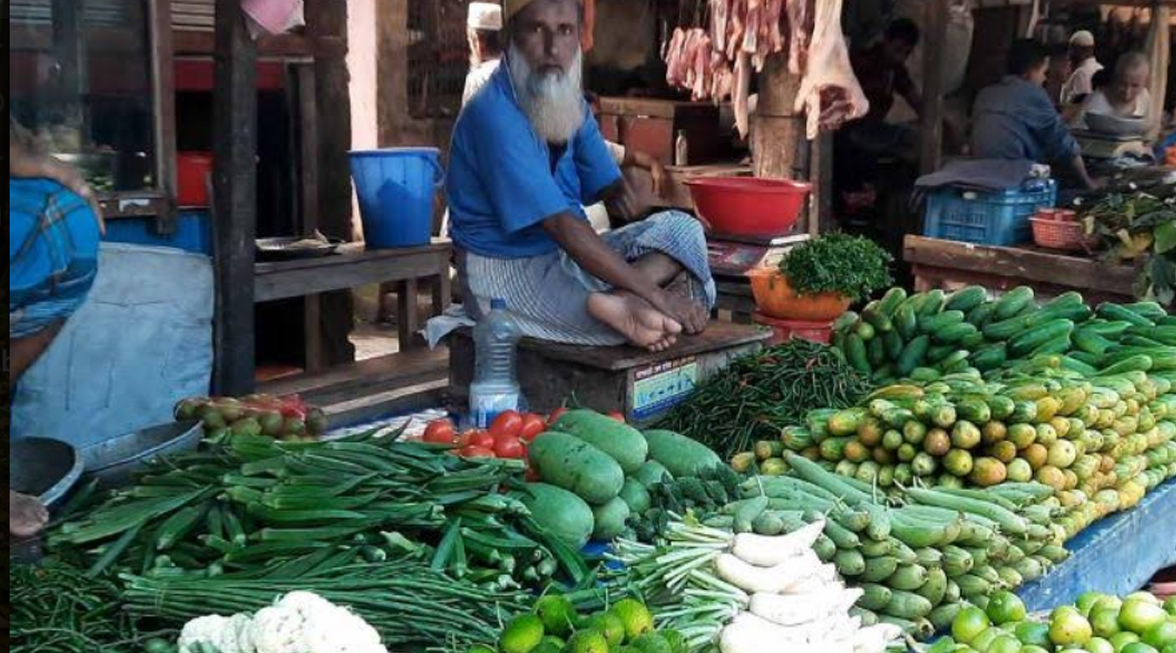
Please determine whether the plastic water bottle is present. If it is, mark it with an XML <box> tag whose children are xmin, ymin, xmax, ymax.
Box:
<box><xmin>468</xmin><ymin>298</ymin><xmax>524</xmax><ymax>428</ymax></box>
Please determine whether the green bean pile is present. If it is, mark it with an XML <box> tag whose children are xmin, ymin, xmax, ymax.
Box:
<box><xmin>10</xmin><ymin>558</ymin><xmax>167</xmax><ymax>653</ymax></box>
<box><xmin>658</xmin><ymin>340</ymin><xmax>872</xmax><ymax>460</ymax></box>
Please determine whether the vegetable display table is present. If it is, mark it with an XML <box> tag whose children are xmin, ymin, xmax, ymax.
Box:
<box><xmin>904</xmin><ymin>235</ymin><xmax>1139</xmax><ymax>305</ymax></box>
<box><xmin>1017</xmin><ymin>478</ymin><xmax>1176</xmax><ymax>612</ymax></box>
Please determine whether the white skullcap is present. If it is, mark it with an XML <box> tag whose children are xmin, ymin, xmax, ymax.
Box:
<box><xmin>468</xmin><ymin>2</ymin><xmax>503</xmax><ymax>30</ymax></box>
<box><xmin>1069</xmin><ymin>30</ymin><xmax>1095</xmax><ymax>47</ymax></box>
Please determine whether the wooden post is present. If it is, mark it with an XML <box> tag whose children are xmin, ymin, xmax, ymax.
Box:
<box><xmin>307</xmin><ymin>0</ymin><xmax>357</xmax><ymax>367</ymax></box>
<box><xmin>212</xmin><ymin>0</ymin><xmax>258</xmax><ymax>395</ymax></box>
<box><xmin>919</xmin><ymin>0</ymin><xmax>949</xmax><ymax>175</ymax></box>
<box><xmin>751</xmin><ymin>53</ymin><xmax>805</xmax><ymax>181</ymax></box>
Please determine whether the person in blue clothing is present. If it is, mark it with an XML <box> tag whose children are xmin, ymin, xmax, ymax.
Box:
<box><xmin>447</xmin><ymin>0</ymin><xmax>713</xmax><ymax>352</ymax></box>
<box><xmin>971</xmin><ymin>40</ymin><xmax>1101</xmax><ymax>191</ymax></box>
<box><xmin>8</xmin><ymin>122</ymin><xmax>104</xmax><ymax>538</ymax></box>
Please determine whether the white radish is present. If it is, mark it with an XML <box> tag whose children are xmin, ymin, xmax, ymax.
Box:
<box><xmin>787</xmin><ymin>563</ymin><xmax>841</xmax><ymax>594</ymax></box>
<box><xmin>715</xmin><ymin>552</ymin><xmax>823</xmax><ymax>594</ymax></box>
<box><xmin>852</xmin><ymin>623</ymin><xmax>905</xmax><ymax>653</ymax></box>
<box><xmin>719</xmin><ymin>612</ymin><xmax>854</xmax><ymax>653</ymax></box>
<box><xmin>731</xmin><ymin>520</ymin><xmax>826</xmax><ymax>566</ymax></box>
<box><xmin>750</xmin><ymin>587</ymin><xmax>864</xmax><ymax>626</ymax></box>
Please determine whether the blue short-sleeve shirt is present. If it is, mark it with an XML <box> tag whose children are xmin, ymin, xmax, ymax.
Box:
<box><xmin>446</xmin><ymin>61</ymin><xmax>622</xmax><ymax>259</ymax></box>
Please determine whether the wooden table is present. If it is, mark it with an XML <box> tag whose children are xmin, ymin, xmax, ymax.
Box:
<box><xmin>904</xmin><ymin>235</ymin><xmax>1139</xmax><ymax>303</ymax></box>
<box><xmin>255</xmin><ymin>240</ymin><xmax>453</xmax><ymax>368</ymax></box>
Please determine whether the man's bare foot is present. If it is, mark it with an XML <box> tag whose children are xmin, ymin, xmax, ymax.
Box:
<box><xmin>10</xmin><ymin>490</ymin><xmax>49</xmax><ymax>538</ymax></box>
<box><xmin>588</xmin><ymin>292</ymin><xmax>682</xmax><ymax>351</ymax></box>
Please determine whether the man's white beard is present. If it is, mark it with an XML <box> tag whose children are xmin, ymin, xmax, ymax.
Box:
<box><xmin>508</xmin><ymin>43</ymin><xmax>585</xmax><ymax>145</ymax></box>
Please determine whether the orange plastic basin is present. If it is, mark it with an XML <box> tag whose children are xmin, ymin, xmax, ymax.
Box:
<box><xmin>746</xmin><ymin>267</ymin><xmax>851</xmax><ymax>322</ymax></box>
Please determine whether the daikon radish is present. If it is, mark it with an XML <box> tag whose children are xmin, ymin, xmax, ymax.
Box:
<box><xmin>749</xmin><ymin>587</ymin><xmax>864</xmax><ymax>626</ymax></box>
<box><xmin>715</xmin><ymin>552</ymin><xmax>823</xmax><ymax>594</ymax></box>
<box><xmin>787</xmin><ymin>562</ymin><xmax>840</xmax><ymax>594</ymax></box>
<box><xmin>732</xmin><ymin>520</ymin><xmax>826</xmax><ymax>566</ymax></box>
<box><xmin>852</xmin><ymin>623</ymin><xmax>905</xmax><ymax>653</ymax></box>
<box><xmin>719</xmin><ymin>613</ymin><xmax>854</xmax><ymax>653</ymax></box>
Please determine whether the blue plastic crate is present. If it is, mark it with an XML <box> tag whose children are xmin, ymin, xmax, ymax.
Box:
<box><xmin>923</xmin><ymin>180</ymin><xmax>1057</xmax><ymax>246</ymax></box>
<box><xmin>104</xmin><ymin>210</ymin><xmax>212</xmax><ymax>255</ymax></box>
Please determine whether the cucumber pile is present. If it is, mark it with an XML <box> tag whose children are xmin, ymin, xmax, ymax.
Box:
<box><xmin>833</xmin><ymin>286</ymin><xmax>1175</xmax><ymax>384</ymax></box>
<box><xmin>526</xmin><ymin>411</ymin><xmax>723</xmax><ymax>547</ymax></box>
<box><xmin>712</xmin><ymin>455</ymin><xmax>1070</xmax><ymax>639</ymax></box>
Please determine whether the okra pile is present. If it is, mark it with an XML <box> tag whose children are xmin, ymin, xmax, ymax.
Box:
<box><xmin>49</xmin><ymin>429</ymin><xmax>589</xmax><ymax>596</ymax></box>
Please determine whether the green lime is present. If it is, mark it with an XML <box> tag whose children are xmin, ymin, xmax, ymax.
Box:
<box><xmin>1164</xmin><ymin>597</ymin><xmax>1176</xmax><ymax>618</ymax></box>
<box><xmin>1142</xmin><ymin>622</ymin><xmax>1176</xmax><ymax>649</ymax></box>
<box><xmin>1087</xmin><ymin>637</ymin><xmax>1117</xmax><ymax>653</ymax></box>
<box><xmin>1093</xmin><ymin>606</ymin><xmax>1124</xmax><ymax>638</ymax></box>
<box><xmin>989</xmin><ymin>591</ymin><xmax>1029</xmax><ymax>626</ymax></box>
<box><xmin>630</xmin><ymin>633</ymin><xmax>672</xmax><ymax>653</ymax></box>
<box><xmin>566</xmin><ymin>631</ymin><xmax>610</xmax><ymax>653</ymax></box>
<box><xmin>989</xmin><ymin>633</ymin><xmax>1024</xmax><ymax>653</ymax></box>
<box><xmin>611</xmin><ymin>598</ymin><xmax>655</xmax><ymax>642</ymax></box>
<box><xmin>1078</xmin><ymin>593</ymin><xmax>1111</xmax><ymax>618</ymax></box>
<box><xmin>500</xmin><ymin>614</ymin><xmax>545</xmax><ymax>653</ymax></box>
<box><xmin>1051</xmin><ymin>609</ymin><xmax>1094</xmax><ymax>647</ymax></box>
<box><xmin>1022</xmin><ymin>647</ymin><xmax>1052</xmax><ymax>653</ymax></box>
<box><xmin>973</xmin><ymin>627</ymin><xmax>1004</xmax><ymax>652</ymax></box>
<box><xmin>1120</xmin><ymin>643</ymin><xmax>1160</xmax><ymax>653</ymax></box>
<box><xmin>1016</xmin><ymin>622</ymin><xmax>1053</xmax><ymax>648</ymax></box>
<box><xmin>589</xmin><ymin>612</ymin><xmax>626</xmax><ymax>649</ymax></box>
<box><xmin>955</xmin><ymin>606</ymin><xmax>993</xmax><ymax>645</ymax></box>
<box><xmin>1121</xmin><ymin>600</ymin><xmax>1169</xmax><ymax>634</ymax></box>
<box><xmin>1111</xmin><ymin>632</ymin><xmax>1142</xmax><ymax>652</ymax></box>
<box><xmin>534</xmin><ymin>595</ymin><xmax>577</xmax><ymax>637</ymax></box>
<box><xmin>1161</xmin><ymin>644</ymin><xmax>1176</xmax><ymax>653</ymax></box>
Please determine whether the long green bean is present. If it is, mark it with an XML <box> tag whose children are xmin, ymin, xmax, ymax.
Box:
<box><xmin>659</xmin><ymin>340</ymin><xmax>872</xmax><ymax>459</ymax></box>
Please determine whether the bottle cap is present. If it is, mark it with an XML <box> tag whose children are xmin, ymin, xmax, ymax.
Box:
<box><xmin>491</xmin><ymin>298</ymin><xmax>507</xmax><ymax>310</ymax></box>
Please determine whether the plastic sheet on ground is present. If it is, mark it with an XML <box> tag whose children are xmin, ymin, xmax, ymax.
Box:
<box><xmin>1018</xmin><ymin>478</ymin><xmax>1176</xmax><ymax>611</ymax></box>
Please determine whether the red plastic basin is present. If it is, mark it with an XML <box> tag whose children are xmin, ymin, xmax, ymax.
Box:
<box><xmin>685</xmin><ymin>177</ymin><xmax>812</xmax><ymax>238</ymax></box>
<box><xmin>177</xmin><ymin>152</ymin><xmax>213</xmax><ymax>208</ymax></box>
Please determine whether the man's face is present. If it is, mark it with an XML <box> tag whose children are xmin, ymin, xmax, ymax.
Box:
<box><xmin>1027</xmin><ymin>60</ymin><xmax>1049</xmax><ymax>87</ymax></box>
<box><xmin>512</xmin><ymin>0</ymin><xmax>581</xmax><ymax>77</ymax></box>
<box><xmin>883</xmin><ymin>39</ymin><xmax>914</xmax><ymax>66</ymax></box>
<box><xmin>1111</xmin><ymin>68</ymin><xmax>1148</xmax><ymax>106</ymax></box>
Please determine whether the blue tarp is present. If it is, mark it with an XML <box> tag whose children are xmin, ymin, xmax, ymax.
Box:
<box><xmin>1018</xmin><ymin>478</ymin><xmax>1176</xmax><ymax>611</ymax></box>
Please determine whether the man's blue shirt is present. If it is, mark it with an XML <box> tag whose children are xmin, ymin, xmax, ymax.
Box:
<box><xmin>446</xmin><ymin>61</ymin><xmax>622</xmax><ymax>259</ymax></box>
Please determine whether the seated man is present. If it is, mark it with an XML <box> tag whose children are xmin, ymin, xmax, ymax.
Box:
<box><xmin>971</xmin><ymin>40</ymin><xmax>1100</xmax><ymax>190</ymax></box>
<box><xmin>447</xmin><ymin>0</ymin><xmax>712</xmax><ymax>352</ymax></box>
<box><xmin>1072</xmin><ymin>52</ymin><xmax>1154</xmax><ymax>135</ymax></box>
<box><xmin>8</xmin><ymin>124</ymin><xmax>104</xmax><ymax>537</ymax></box>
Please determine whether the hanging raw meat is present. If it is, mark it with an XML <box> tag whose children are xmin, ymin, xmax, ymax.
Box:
<box><xmin>794</xmin><ymin>0</ymin><xmax>868</xmax><ymax>139</ymax></box>
<box><xmin>788</xmin><ymin>0</ymin><xmax>810</xmax><ymax>75</ymax></box>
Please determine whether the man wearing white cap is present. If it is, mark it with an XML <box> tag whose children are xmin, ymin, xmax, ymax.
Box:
<box><xmin>1061</xmin><ymin>30</ymin><xmax>1102</xmax><ymax>106</ymax></box>
<box><xmin>463</xmin><ymin>2</ymin><xmax>505</xmax><ymax>106</ymax></box>
<box><xmin>446</xmin><ymin>0</ymin><xmax>713</xmax><ymax>352</ymax></box>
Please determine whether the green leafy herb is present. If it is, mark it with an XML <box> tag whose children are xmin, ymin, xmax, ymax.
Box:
<box><xmin>779</xmin><ymin>234</ymin><xmax>894</xmax><ymax>300</ymax></box>
<box><xmin>1079</xmin><ymin>189</ymin><xmax>1176</xmax><ymax>307</ymax></box>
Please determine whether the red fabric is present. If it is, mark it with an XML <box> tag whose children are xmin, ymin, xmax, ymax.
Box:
<box><xmin>581</xmin><ymin>0</ymin><xmax>596</xmax><ymax>52</ymax></box>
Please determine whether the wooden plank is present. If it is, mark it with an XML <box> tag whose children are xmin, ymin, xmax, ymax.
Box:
<box><xmin>297</xmin><ymin>64</ymin><xmax>320</xmax><ymax>234</ymax></box>
<box><xmin>919</xmin><ymin>0</ymin><xmax>949</xmax><ymax>175</ymax></box>
<box><xmin>259</xmin><ymin>348</ymin><xmax>449</xmax><ymax>399</ymax></box>
<box><xmin>212</xmin><ymin>0</ymin><xmax>259</xmax><ymax>395</ymax></box>
<box><xmin>903</xmin><ymin>236</ymin><xmax>1139</xmax><ymax>296</ymax></box>
<box><xmin>304</xmin><ymin>294</ymin><xmax>325</xmax><ymax>372</ymax></box>
<box><xmin>151</xmin><ymin>0</ymin><xmax>178</xmax><ymax>230</ymax></box>
<box><xmin>172</xmin><ymin>30</ymin><xmax>347</xmax><ymax>58</ymax></box>
<box><xmin>321</xmin><ymin>379</ymin><xmax>449</xmax><ymax>427</ymax></box>
<box><xmin>508</xmin><ymin>321</ymin><xmax>771</xmax><ymax>372</ymax></box>
<box><xmin>254</xmin><ymin>246</ymin><xmax>452</xmax><ymax>302</ymax></box>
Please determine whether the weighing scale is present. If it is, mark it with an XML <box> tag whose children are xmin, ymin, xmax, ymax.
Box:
<box><xmin>1074</xmin><ymin>131</ymin><xmax>1152</xmax><ymax>160</ymax></box>
<box><xmin>707</xmin><ymin>231</ymin><xmax>812</xmax><ymax>277</ymax></box>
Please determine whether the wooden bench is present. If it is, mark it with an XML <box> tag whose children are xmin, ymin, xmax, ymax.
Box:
<box><xmin>448</xmin><ymin>321</ymin><xmax>770</xmax><ymax>426</ymax></box>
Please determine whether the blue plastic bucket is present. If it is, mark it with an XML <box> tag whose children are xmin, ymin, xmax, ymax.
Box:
<box><xmin>350</xmin><ymin>148</ymin><xmax>445</xmax><ymax>249</ymax></box>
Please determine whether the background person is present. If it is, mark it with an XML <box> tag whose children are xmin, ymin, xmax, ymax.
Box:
<box><xmin>1061</xmin><ymin>30</ymin><xmax>1103</xmax><ymax>106</ymax></box>
<box><xmin>970</xmin><ymin>40</ymin><xmax>1100</xmax><ymax>191</ymax></box>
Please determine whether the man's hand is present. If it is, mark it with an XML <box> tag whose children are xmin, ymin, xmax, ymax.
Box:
<box><xmin>650</xmin><ymin>288</ymin><xmax>708</xmax><ymax>335</ymax></box>
<box><xmin>10</xmin><ymin>143</ymin><xmax>105</xmax><ymax>234</ymax></box>
<box><xmin>647</xmin><ymin>156</ymin><xmax>668</xmax><ymax>199</ymax></box>
<box><xmin>10</xmin><ymin>490</ymin><xmax>49</xmax><ymax>539</ymax></box>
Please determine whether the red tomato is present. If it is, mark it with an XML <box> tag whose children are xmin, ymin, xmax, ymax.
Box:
<box><xmin>489</xmin><ymin>411</ymin><xmax>523</xmax><ymax>439</ymax></box>
<box><xmin>493</xmin><ymin>435</ymin><xmax>526</xmax><ymax>459</ymax></box>
<box><xmin>422</xmin><ymin>420</ymin><xmax>457</xmax><ymax>444</ymax></box>
<box><xmin>460</xmin><ymin>445</ymin><xmax>496</xmax><ymax>459</ymax></box>
<box><xmin>519</xmin><ymin>414</ymin><xmax>547</xmax><ymax>442</ymax></box>
<box><xmin>547</xmin><ymin>407</ymin><xmax>569</xmax><ymax>426</ymax></box>
<box><xmin>466</xmin><ymin>430</ymin><xmax>496</xmax><ymax>450</ymax></box>
<box><xmin>608</xmin><ymin>411</ymin><xmax>626</xmax><ymax>423</ymax></box>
